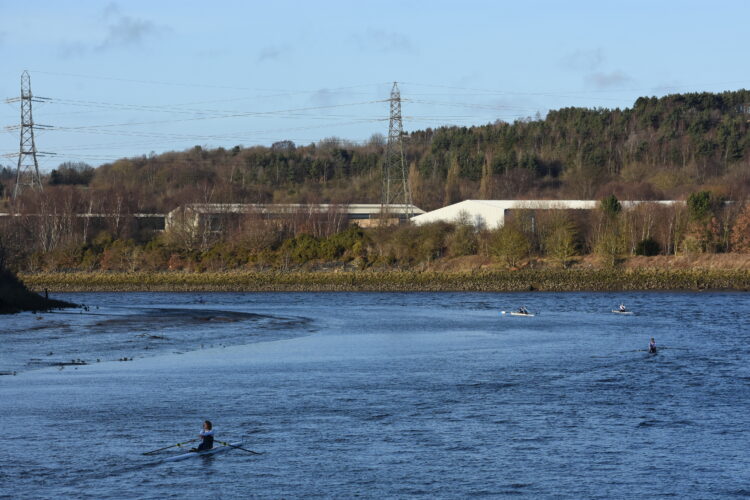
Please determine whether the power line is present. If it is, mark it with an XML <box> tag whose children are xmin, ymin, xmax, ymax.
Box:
<box><xmin>8</xmin><ymin>72</ymin><xmax>749</xmax><ymax>171</ymax></box>
<box><xmin>401</xmin><ymin>80</ymin><xmax>750</xmax><ymax>97</ymax></box>
<box><xmin>49</xmin><ymin>99</ymin><xmax>388</xmax><ymax>131</ymax></box>
<box><xmin>30</xmin><ymin>69</ymin><xmax>390</xmax><ymax>96</ymax></box>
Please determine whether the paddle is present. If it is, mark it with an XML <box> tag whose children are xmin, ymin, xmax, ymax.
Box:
<box><xmin>142</xmin><ymin>439</ymin><xmax>197</xmax><ymax>455</ymax></box>
<box><xmin>218</xmin><ymin>440</ymin><xmax>262</xmax><ymax>455</ymax></box>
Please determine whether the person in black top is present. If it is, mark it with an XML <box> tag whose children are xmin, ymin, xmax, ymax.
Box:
<box><xmin>191</xmin><ymin>420</ymin><xmax>214</xmax><ymax>451</ymax></box>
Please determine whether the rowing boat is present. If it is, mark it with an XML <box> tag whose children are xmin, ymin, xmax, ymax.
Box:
<box><xmin>501</xmin><ymin>311</ymin><xmax>535</xmax><ymax>317</ymax></box>
<box><xmin>611</xmin><ymin>310</ymin><xmax>634</xmax><ymax>315</ymax></box>
<box><xmin>162</xmin><ymin>441</ymin><xmax>242</xmax><ymax>462</ymax></box>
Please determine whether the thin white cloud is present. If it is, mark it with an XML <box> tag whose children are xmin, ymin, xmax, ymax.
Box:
<box><xmin>650</xmin><ymin>81</ymin><xmax>684</xmax><ymax>95</ymax></box>
<box><xmin>310</xmin><ymin>88</ymin><xmax>338</xmax><ymax>106</ymax></box>
<box><xmin>257</xmin><ymin>45</ymin><xmax>290</xmax><ymax>63</ymax></box>
<box><xmin>586</xmin><ymin>71</ymin><xmax>634</xmax><ymax>89</ymax></box>
<box><xmin>102</xmin><ymin>2</ymin><xmax>121</xmax><ymax>20</ymax></box>
<box><xmin>562</xmin><ymin>49</ymin><xmax>604</xmax><ymax>71</ymax></box>
<box><xmin>563</xmin><ymin>50</ymin><xmax>634</xmax><ymax>89</ymax></box>
<box><xmin>58</xmin><ymin>3</ymin><xmax>166</xmax><ymax>57</ymax></box>
<box><xmin>308</xmin><ymin>87</ymin><xmax>361</xmax><ymax>107</ymax></box>
<box><xmin>58</xmin><ymin>41</ymin><xmax>90</xmax><ymax>58</ymax></box>
<box><xmin>96</xmin><ymin>14</ymin><xmax>162</xmax><ymax>51</ymax></box>
<box><xmin>350</xmin><ymin>28</ymin><xmax>414</xmax><ymax>54</ymax></box>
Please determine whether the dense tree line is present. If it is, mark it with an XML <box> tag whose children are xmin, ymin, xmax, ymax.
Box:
<box><xmin>1</xmin><ymin>192</ymin><xmax>748</xmax><ymax>273</ymax></box>
<box><xmin>2</xmin><ymin>89</ymin><xmax>750</xmax><ymax>272</ymax></box>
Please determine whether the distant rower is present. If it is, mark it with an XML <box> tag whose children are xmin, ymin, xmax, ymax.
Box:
<box><xmin>191</xmin><ymin>420</ymin><xmax>214</xmax><ymax>451</ymax></box>
<box><xmin>649</xmin><ymin>338</ymin><xmax>657</xmax><ymax>354</ymax></box>
<box><xmin>619</xmin><ymin>303</ymin><xmax>627</xmax><ymax>312</ymax></box>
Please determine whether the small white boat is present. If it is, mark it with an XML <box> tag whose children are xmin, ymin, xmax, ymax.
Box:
<box><xmin>502</xmin><ymin>311</ymin><xmax>535</xmax><ymax>317</ymax></box>
<box><xmin>611</xmin><ymin>310</ymin><xmax>634</xmax><ymax>315</ymax></box>
<box><xmin>162</xmin><ymin>441</ymin><xmax>242</xmax><ymax>462</ymax></box>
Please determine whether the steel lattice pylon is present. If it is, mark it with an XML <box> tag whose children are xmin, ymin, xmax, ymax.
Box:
<box><xmin>12</xmin><ymin>71</ymin><xmax>44</xmax><ymax>199</ymax></box>
<box><xmin>382</xmin><ymin>82</ymin><xmax>413</xmax><ymax>219</ymax></box>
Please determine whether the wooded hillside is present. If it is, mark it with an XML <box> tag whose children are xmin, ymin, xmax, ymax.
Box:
<box><xmin>2</xmin><ymin>89</ymin><xmax>750</xmax><ymax>273</ymax></box>
<box><xmin>3</xmin><ymin>89</ymin><xmax>748</xmax><ymax>214</ymax></box>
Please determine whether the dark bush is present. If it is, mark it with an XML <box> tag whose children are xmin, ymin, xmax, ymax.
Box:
<box><xmin>48</xmin><ymin>162</ymin><xmax>95</xmax><ymax>186</ymax></box>
<box><xmin>635</xmin><ymin>237</ymin><xmax>661</xmax><ymax>256</ymax></box>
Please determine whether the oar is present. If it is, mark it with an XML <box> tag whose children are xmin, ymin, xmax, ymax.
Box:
<box><xmin>142</xmin><ymin>439</ymin><xmax>197</xmax><ymax>455</ymax></box>
<box><xmin>218</xmin><ymin>440</ymin><xmax>262</xmax><ymax>455</ymax></box>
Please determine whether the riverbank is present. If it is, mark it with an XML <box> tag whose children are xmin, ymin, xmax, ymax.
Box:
<box><xmin>19</xmin><ymin>267</ymin><xmax>750</xmax><ymax>292</ymax></box>
<box><xmin>0</xmin><ymin>268</ymin><xmax>77</xmax><ymax>314</ymax></box>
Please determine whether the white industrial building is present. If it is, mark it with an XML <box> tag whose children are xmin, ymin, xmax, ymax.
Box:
<box><xmin>411</xmin><ymin>199</ymin><xmax>681</xmax><ymax>229</ymax></box>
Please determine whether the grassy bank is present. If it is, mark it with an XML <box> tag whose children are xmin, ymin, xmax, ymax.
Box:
<box><xmin>19</xmin><ymin>268</ymin><xmax>750</xmax><ymax>293</ymax></box>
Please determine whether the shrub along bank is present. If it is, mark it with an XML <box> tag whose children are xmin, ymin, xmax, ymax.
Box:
<box><xmin>20</xmin><ymin>268</ymin><xmax>750</xmax><ymax>293</ymax></box>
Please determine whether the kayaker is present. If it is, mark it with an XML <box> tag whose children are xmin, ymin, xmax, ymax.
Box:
<box><xmin>191</xmin><ymin>420</ymin><xmax>214</xmax><ymax>451</ymax></box>
<box><xmin>619</xmin><ymin>303</ymin><xmax>627</xmax><ymax>312</ymax></box>
<box><xmin>649</xmin><ymin>338</ymin><xmax>657</xmax><ymax>354</ymax></box>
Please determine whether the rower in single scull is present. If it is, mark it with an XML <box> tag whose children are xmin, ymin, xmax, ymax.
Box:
<box><xmin>190</xmin><ymin>420</ymin><xmax>214</xmax><ymax>452</ymax></box>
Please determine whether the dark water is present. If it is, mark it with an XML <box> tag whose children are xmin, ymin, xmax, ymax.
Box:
<box><xmin>1</xmin><ymin>292</ymin><xmax>749</xmax><ymax>499</ymax></box>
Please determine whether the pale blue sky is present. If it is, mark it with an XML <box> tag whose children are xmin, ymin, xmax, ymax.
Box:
<box><xmin>1</xmin><ymin>0</ymin><xmax>749</xmax><ymax>170</ymax></box>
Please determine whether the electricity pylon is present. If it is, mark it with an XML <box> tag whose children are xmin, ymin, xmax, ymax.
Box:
<box><xmin>382</xmin><ymin>82</ymin><xmax>413</xmax><ymax>219</ymax></box>
<box><xmin>7</xmin><ymin>71</ymin><xmax>49</xmax><ymax>198</ymax></box>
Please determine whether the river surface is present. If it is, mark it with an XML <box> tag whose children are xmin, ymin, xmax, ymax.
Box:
<box><xmin>1</xmin><ymin>291</ymin><xmax>749</xmax><ymax>499</ymax></box>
